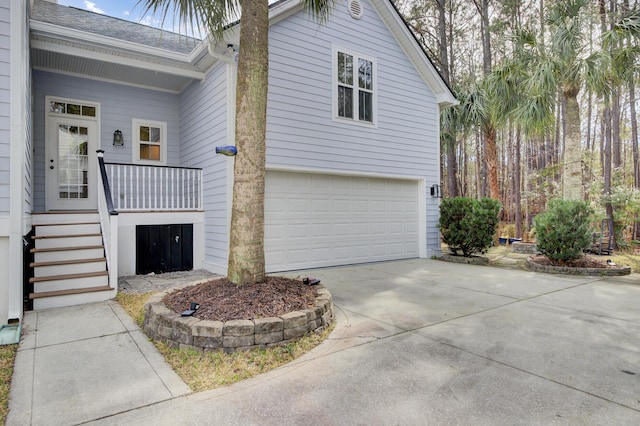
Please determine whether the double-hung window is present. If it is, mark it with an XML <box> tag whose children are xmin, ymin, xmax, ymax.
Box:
<box><xmin>133</xmin><ymin>119</ymin><xmax>167</xmax><ymax>165</ymax></box>
<box><xmin>334</xmin><ymin>47</ymin><xmax>376</xmax><ymax>125</ymax></box>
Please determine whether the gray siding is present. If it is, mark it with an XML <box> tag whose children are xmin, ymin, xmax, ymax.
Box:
<box><xmin>0</xmin><ymin>3</ymin><xmax>10</xmax><ymax>214</ymax></box>
<box><xmin>266</xmin><ymin>0</ymin><xmax>441</xmax><ymax>254</ymax></box>
<box><xmin>32</xmin><ymin>70</ymin><xmax>181</xmax><ymax>211</ymax></box>
<box><xmin>179</xmin><ymin>63</ymin><xmax>229</xmax><ymax>272</ymax></box>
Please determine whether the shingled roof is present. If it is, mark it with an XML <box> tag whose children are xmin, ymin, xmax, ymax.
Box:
<box><xmin>31</xmin><ymin>0</ymin><xmax>201</xmax><ymax>54</ymax></box>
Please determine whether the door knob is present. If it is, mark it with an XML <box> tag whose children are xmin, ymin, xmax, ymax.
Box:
<box><xmin>175</xmin><ymin>236</ymin><xmax>180</xmax><ymax>243</ymax></box>
<box><xmin>50</xmin><ymin>165</ymin><xmax>54</xmax><ymax>169</ymax></box>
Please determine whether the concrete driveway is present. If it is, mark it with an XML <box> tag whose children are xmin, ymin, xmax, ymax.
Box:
<box><xmin>84</xmin><ymin>258</ymin><xmax>640</xmax><ymax>425</ymax></box>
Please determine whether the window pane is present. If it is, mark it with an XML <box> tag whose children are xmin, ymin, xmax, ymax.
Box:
<box><xmin>67</xmin><ymin>104</ymin><xmax>81</xmax><ymax>115</ymax></box>
<box><xmin>149</xmin><ymin>127</ymin><xmax>161</xmax><ymax>142</ymax></box>
<box><xmin>338</xmin><ymin>86</ymin><xmax>353</xmax><ymax>118</ymax></box>
<box><xmin>139</xmin><ymin>126</ymin><xmax>150</xmax><ymax>142</ymax></box>
<box><xmin>149</xmin><ymin>145</ymin><xmax>161</xmax><ymax>161</ymax></box>
<box><xmin>140</xmin><ymin>144</ymin><xmax>161</xmax><ymax>161</ymax></box>
<box><xmin>50</xmin><ymin>102</ymin><xmax>65</xmax><ymax>114</ymax></box>
<box><xmin>359</xmin><ymin>59</ymin><xmax>372</xmax><ymax>90</ymax></box>
<box><xmin>82</xmin><ymin>106</ymin><xmax>96</xmax><ymax>117</ymax></box>
<box><xmin>359</xmin><ymin>91</ymin><xmax>373</xmax><ymax>122</ymax></box>
<box><xmin>338</xmin><ymin>52</ymin><xmax>353</xmax><ymax>85</ymax></box>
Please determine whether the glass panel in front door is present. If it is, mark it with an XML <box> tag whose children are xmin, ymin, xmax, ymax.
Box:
<box><xmin>57</xmin><ymin>124</ymin><xmax>89</xmax><ymax>200</ymax></box>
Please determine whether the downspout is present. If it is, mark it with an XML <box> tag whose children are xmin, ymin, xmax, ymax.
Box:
<box><xmin>207</xmin><ymin>40</ymin><xmax>238</xmax><ymax>274</ymax></box>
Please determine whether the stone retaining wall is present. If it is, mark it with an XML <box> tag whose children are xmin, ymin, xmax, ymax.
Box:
<box><xmin>440</xmin><ymin>254</ymin><xmax>489</xmax><ymax>265</ymax></box>
<box><xmin>511</xmin><ymin>242</ymin><xmax>539</xmax><ymax>254</ymax></box>
<box><xmin>525</xmin><ymin>258</ymin><xmax>631</xmax><ymax>276</ymax></box>
<box><xmin>143</xmin><ymin>283</ymin><xmax>334</xmax><ymax>353</ymax></box>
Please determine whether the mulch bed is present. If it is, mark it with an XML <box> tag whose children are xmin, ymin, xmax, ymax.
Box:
<box><xmin>529</xmin><ymin>255</ymin><xmax>609</xmax><ymax>268</ymax></box>
<box><xmin>163</xmin><ymin>276</ymin><xmax>318</xmax><ymax>322</ymax></box>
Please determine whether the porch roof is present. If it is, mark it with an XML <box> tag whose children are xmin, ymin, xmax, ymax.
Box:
<box><xmin>30</xmin><ymin>0</ymin><xmax>214</xmax><ymax>93</ymax></box>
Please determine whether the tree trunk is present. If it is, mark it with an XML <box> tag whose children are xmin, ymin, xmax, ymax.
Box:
<box><xmin>485</xmin><ymin>124</ymin><xmax>500</xmax><ymax>200</ymax></box>
<box><xmin>562</xmin><ymin>91</ymin><xmax>583</xmax><ymax>201</ymax></box>
<box><xmin>446</xmin><ymin>142</ymin><xmax>459</xmax><ymax>197</ymax></box>
<box><xmin>515</xmin><ymin>128</ymin><xmax>522</xmax><ymax>239</ymax></box>
<box><xmin>227</xmin><ymin>0</ymin><xmax>269</xmax><ymax>285</ymax></box>
<box><xmin>612</xmin><ymin>89</ymin><xmax>621</xmax><ymax>168</ymax></box>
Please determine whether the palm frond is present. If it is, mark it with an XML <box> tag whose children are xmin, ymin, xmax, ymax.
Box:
<box><xmin>136</xmin><ymin>0</ymin><xmax>239</xmax><ymax>39</ymax></box>
<box><xmin>303</xmin><ymin>0</ymin><xmax>335</xmax><ymax>23</ymax></box>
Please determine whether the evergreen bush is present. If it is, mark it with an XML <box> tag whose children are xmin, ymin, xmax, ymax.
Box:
<box><xmin>439</xmin><ymin>197</ymin><xmax>501</xmax><ymax>257</ymax></box>
<box><xmin>534</xmin><ymin>199</ymin><xmax>593</xmax><ymax>262</ymax></box>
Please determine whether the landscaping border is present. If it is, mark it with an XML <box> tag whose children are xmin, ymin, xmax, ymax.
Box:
<box><xmin>525</xmin><ymin>257</ymin><xmax>631</xmax><ymax>276</ymax></box>
<box><xmin>143</xmin><ymin>280</ymin><xmax>334</xmax><ymax>353</ymax></box>
<box><xmin>439</xmin><ymin>253</ymin><xmax>489</xmax><ymax>265</ymax></box>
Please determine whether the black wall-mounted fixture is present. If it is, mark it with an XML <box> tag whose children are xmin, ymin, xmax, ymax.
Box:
<box><xmin>430</xmin><ymin>184</ymin><xmax>441</xmax><ymax>198</ymax></box>
<box><xmin>113</xmin><ymin>129</ymin><xmax>124</xmax><ymax>146</ymax></box>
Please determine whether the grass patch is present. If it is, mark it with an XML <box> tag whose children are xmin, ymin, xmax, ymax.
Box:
<box><xmin>0</xmin><ymin>344</ymin><xmax>18</xmax><ymax>426</ymax></box>
<box><xmin>116</xmin><ymin>292</ymin><xmax>157</xmax><ymax>327</ymax></box>
<box><xmin>609</xmin><ymin>252</ymin><xmax>640</xmax><ymax>273</ymax></box>
<box><xmin>116</xmin><ymin>291</ymin><xmax>334</xmax><ymax>392</ymax></box>
<box><xmin>155</xmin><ymin>325</ymin><xmax>333</xmax><ymax>392</ymax></box>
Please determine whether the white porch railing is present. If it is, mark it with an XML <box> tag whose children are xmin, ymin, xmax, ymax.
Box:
<box><xmin>105</xmin><ymin>163</ymin><xmax>203</xmax><ymax>211</ymax></box>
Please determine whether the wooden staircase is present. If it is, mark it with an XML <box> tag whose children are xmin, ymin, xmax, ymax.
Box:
<box><xmin>29</xmin><ymin>212</ymin><xmax>115</xmax><ymax>310</ymax></box>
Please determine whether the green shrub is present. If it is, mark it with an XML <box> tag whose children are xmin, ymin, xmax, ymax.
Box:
<box><xmin>439</xmin><ymin>197</ymin><xmax>501</xmax><ymax>257</ymax></box>
<box><xmin>534</xmin><ymin>199</ymin><xmax>593</xmax><ymax>262</ymax></box>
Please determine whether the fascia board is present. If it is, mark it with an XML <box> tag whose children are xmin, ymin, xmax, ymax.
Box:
<box><xmin>31</xmin><ymin>38</ymin><xmax>206</xmax><ymax>80</ymax></box>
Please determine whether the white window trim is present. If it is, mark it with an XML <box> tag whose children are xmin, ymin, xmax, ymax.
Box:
<box><xmin>331</xmin><ymin>45</ymin><xmax>378</xmax><ymax>128</ymax></box>
<box><xmin>132</xmin><ymin>118</ymin><xmax>167</xmax><ymax>165</ymax></box>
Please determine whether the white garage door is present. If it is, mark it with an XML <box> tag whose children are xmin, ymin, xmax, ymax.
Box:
<box><xmin>265</xmin><ymin>171</ymin><xmax>419</xmax><ymax>272</ymax></box>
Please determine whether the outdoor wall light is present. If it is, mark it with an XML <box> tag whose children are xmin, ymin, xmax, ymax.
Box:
<box><xmin>215</xmin><ymin>145</ymin><xmax>237</xmax><ymax>156</ymax></box>
<box><xmin>113</xmin><ymin>129</ymin><xmax>124</xmax><ymax>146</ymax></box>
<box><xmin>430</xmin><ymin>184</ymin><xmax>441</xmax><ymax>198</ymax></box>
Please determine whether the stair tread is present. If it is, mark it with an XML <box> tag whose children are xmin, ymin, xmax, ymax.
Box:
<box><xmin>32</xmin><ymin>233</ymin><xmax>102</xmax><ymax>240</ymax></box>
<box><xmin>31</xmin><ymin>245</ymin><xmax>104</xmax><ymax>254</ymax></box>
<box><xmin>30</xmin><ymin>285</ymin><xmax>112</xmax><ymax>299</ymax></box>
<box><xmin>29</xmin><ymin>270</ymin><xmax>108</xmax><ymax>283</ymax></box>
<box><xmin>32</xmin><ymin>211</ymin><xmax>98</xmax><ymax>214</ymax></box>
<box><xmin>33</xmin><ymin>222</ymin><xmax>100</xmax><ymax>226</ymax></box>
<box><xmin>30</xmin><ymin>257</ymin><xmax>107</xmax><ymax>268</ymax></box>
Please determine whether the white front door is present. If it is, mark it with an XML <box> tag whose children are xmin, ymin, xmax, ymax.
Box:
<box><xmin>45</xmin><ymin>116</ymin><xmax>97</xmax><ymax>210</ymax></box>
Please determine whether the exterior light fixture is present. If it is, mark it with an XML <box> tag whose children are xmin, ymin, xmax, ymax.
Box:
<box><xmin>430</xmin><ymin>184</ymin><xmax>441</xmax><ymax>198</ymax></box>
<box><xmin>215</xmin><ymin>145</ymin><xmax>237</xmax><ymax>156</ymax></box>
<box><xmin>113</xmin><ymin>129</ymin><xmax>124</xmax><ymax>146</ymax></box>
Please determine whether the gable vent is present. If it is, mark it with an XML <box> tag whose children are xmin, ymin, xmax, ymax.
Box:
<box><xmin>348</xmin><ymin>0</ymin><xmax>364</xmax><ymax>19</ymax></box>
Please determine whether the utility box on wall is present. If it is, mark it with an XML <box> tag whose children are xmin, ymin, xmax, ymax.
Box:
<box><xmin>136</xmin><ymin>224</ymin><xmax>193</xmax><ymax>275</ymax></box>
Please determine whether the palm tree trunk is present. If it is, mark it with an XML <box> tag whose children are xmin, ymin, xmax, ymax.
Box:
<box><xmin>227</xmin><ymin>0</ymin><xmax>269</xmax><ymax>285</ymax></box>
<box><xmin>562</xmin><ymin>92</ymin><xmax>583</xmax><ymax>201</ymax></box>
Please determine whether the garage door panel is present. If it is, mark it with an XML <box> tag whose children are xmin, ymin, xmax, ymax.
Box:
<box><xmin>265</xmin><ymin>171</ymin><xmax>419</xmax><ymax>272</ymax></box>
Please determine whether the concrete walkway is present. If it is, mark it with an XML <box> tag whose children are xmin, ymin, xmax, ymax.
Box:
<box><xmin>8</xmin><ymin>259</ymin><xmax>640</xmax><ymax>425</ymax></box>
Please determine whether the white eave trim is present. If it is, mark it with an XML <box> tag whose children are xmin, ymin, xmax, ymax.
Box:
<box><xmin>269</xmin><ymin>0</ymin><xmax>305</xmax><ymax>24</ymax></box>
<box><xmin>31</xmin><ymin>38</ymin><xmax>206</xmax><ymax>80</ymax></box>
<box><xmin>30</xmin><ymin>20</ymin><xmax>209</xmax><ymax>64</ymax></box>
<box><xmin>369</xmin><ymin>0</ymin><xmax>457</xmax><ymax>108</ymax></box>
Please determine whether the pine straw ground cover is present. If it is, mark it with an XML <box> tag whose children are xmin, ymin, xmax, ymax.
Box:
<box><xmin>116</xmin><ymin>281</ymin><xmax>333</xmax><ymax>392</ymax></box>
<box><xmin>0</xmin><ymin>344</ymin><xmax>18</xmax><ymax>426</ymax></box>
<box><xmin>163</xmin><ymin>276</ymin><xmax>318</xmax><ymax>321</ymax></box>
